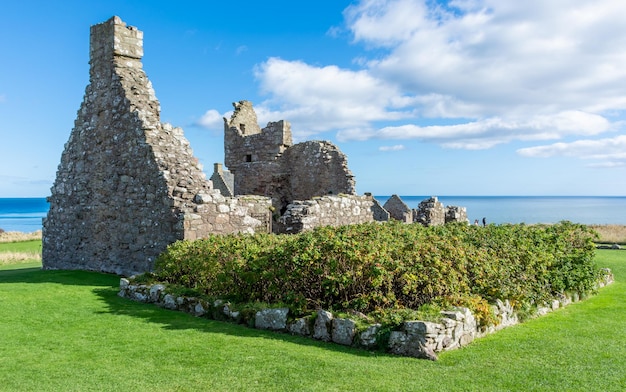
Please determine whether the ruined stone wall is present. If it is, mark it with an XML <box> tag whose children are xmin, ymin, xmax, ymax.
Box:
<box><xmin>223</xmin><ymin>101</ymin><xmax>356</xmax><ymax>215</ymax></box>
<box><xmin>43</xmin><ymin>17</ymin><xmax>270</xmax><ymax>276</ymax></box>
<box><xmin>383</xmin><ymin>194</ymin><xmax>412</xmax><ymax>223</ymax></box>
<box><xmin>412</xmin><ymin>197</ymin><xmax>469</xmax><ymax>226</ymax></box>
<box><xmin>281</xmin><ymin>141</ymin><xmax>356</xmax><ymax>203</ymax></box>
<box><xmin>275</xmin><ymin>194</ymin><xmax>389</xmax><ymax>234</ymax></box>
<box><xmin>413</xmin><ymin>197</ymin><xmax>446</xmax><ymax>226</ymax></box>
<box><xmin>224</xmin><ymin>103</ymin><xmax>292</xmax><ymax>200</ymax></box>
<box><xmin>209</xmin><ymin>163</ymin><xmax>234</xmax><ymax>197</ymax></box>
<box><xmin>224</xmin><ymin>101</ymin><xmax>292</xmax><ymax>169</ymax></box>
<box><xmin>445</xmin><ymin>206</ymin><xmax>469</xmax><ymax>224</ymax></box>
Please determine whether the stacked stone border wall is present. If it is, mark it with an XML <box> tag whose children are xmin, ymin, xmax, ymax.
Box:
<box><xmin>119</xmin><ymin>270</ymin><xmax>613</xmax><ymax>360</ymax></box>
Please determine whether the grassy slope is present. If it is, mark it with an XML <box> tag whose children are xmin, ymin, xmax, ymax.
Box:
<box><xmin>0</xmin><ymin>248</ymin><xmax>624</xmax><ymax>391</ymax></box>
<box><xmin>0</xmin><ymin>240</ymin><xmax>42</xmax><ymax>253</ymax></box>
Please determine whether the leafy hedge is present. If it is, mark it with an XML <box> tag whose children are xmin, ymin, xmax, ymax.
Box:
<box><xmin>152</xmin><ymin>221</ymin><xmax>599</xmax><ymax>320</ymax></box>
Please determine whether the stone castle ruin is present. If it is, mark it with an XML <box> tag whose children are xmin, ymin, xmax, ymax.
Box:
<box><xmin>43</xmin><ymin>17</ymin><xmax>271</xmax><ymax>275</ymax></box>
<box><xmin>43</xmin><ymin>16</ymin><xmax>468</xmax><ymax>276</ymax></box>
<box><xmin>224</xmin><ymin>100</ymin><xmax>356</xmax><ymax>215</ymax></box>
<box><xmin>385</xmin><ymin>195</ymin><xmax>469</xmax><ymax>226</ymax></box>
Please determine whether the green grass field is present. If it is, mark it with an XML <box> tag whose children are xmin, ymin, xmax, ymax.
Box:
<box><xmin>1</xmin><ymin>242</ymin><xmax>625</xmax><ymax>391</ymax></box>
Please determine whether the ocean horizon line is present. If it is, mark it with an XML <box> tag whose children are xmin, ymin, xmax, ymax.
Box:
<box><xmin>2</xmin><ymin>195</ymin><xmax>626</xmax><ymax>232</ymax></box>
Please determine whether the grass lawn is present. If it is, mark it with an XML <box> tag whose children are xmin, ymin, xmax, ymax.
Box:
<box><xmin>0</xmin><ymin>240</ymin><xmax>42</xmax><ymax>254</ymax></box>
<box><xmin>0</xmin><ymin>244</ymin><xmax>625</xmax><ymax>391</ymax></box>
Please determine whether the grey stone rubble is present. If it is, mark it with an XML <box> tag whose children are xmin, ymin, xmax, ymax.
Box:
<box><xmin>42</xmin><ymin>16</ymin><xmax>470</xmax><ymax>275</ymax></box>
<box><xmin>413</xmin><ymin>196</ymin><xmax>468</xmax><ymax>226</ymax></box>
<box><xmin>118</xmin><ymin>272</ymin><xmax>614</xmax><ymax>360</ymax></box>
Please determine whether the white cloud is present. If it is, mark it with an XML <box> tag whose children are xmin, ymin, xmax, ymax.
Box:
<box><xmin>0</xmin><ymin>94</ymin><xmax>6</xmax><ymax>103</ymax></box>
<box><xmin>196</xmin><ymin>109</ymin><xmax>224</xmax><ymax>130</ymax></box>
<box><xmin>587</xmin><ymin>161</ymin><xmax>626</xmax><ymax>168</ymax></box>
<box><xmin>252</xmin><ymin>57</ymin><xmax>413</xmax><ymax>137</ymax></box>
<box><xmin>379</xmin><ymin>144</ymin><xmax>405</xmax><ymax>151</ymax></box>
<box><xmin>202</xmin><ymin>0</ymin><xmax>626</xmax><ymax>154</ymax></box>
<box><xmin>517</xmin><ymin>135</ymin><xmax>626</xmax><ymax>166</ymax></box>
<box><xmin>347</xmin><ymin>0</ymin><xmax>626</xmax><ymax>115</ymax></box>
<box><xmin>339</xmin><ymin>110</ymin><xmax>611</xmax><ymax>148</ymax></box>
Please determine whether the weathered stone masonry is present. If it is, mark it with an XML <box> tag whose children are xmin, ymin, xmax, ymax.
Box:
<box><xmin>42</xmin><ymin>16</ymin><xmax>470</xmax><ymax>276</ymax></box>
<box><xmin>224</xmin><ymin>100</ymin><xmax>356</xmax><ymax>217</ymax></box>
<box><xmin>119</xmin><ymin>270</ymin><xmax>614</xmax><ymax>360</ymax></box>
<box><xmin>276</xmin><ymin>194</ymin><xmax>390</xmax><ymax>233</ymax></box>
<box><xmin>43</xmin><ymin>17</ymin><xmax>271</xmax><ymax>276</ymax></box>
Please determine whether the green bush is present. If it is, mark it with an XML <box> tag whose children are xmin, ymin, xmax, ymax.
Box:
<box><xmin>153</xmin><ymin>221</ymin><xmax>599</xmax><ymax>322</ymax></box>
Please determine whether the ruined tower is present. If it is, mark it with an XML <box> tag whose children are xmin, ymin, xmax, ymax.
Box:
<box><xmin>224</xmin><ymin>100</ymin><xmax>356</xmax><ymax>214</ymax></box>
<box><xmin>43</xmin><ymin>17</ymin><xmax>271</xmax><ymax>275</ymax></box>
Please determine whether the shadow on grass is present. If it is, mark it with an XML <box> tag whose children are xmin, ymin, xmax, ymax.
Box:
<box><xmin>0</xmin><ymin>265</ymin><xmax>119</xmax><ymax>287</ymax></box>
<box><xmin>0</xmin><ymin>264</ymin><xmax>391</xmax><ymax>359</ymax></box>
<box><xmin>92</xmin><ymin>285</ymin><xmax>390</xmax><ymax>359</ymax></box>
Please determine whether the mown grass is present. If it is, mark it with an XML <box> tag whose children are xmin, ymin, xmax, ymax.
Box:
<box><xmin>0</xmin><ymin>243</ymin><xmax>625</xmax><ymax>391</ymax></box>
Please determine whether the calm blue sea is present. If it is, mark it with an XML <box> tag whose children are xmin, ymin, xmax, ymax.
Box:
<box><xmin>1</xmin><ymin>196</ymin><xmax>625</xmax><ymax>232</ymax></box>
<box><xmin>0</xmin><ymin>198</ymin><xmax>49</xmax><ymax>233</ymax></box>
<box><xmin>376</xmin><ymin>196</ymin><xmax>626</xmax><ymax>225</ymax></box>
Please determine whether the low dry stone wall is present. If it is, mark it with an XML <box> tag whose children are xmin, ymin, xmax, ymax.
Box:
<box><xmin>118</xmin><ymin>272</ymin><xmax>615</xmax><ymax>360</ymax></box>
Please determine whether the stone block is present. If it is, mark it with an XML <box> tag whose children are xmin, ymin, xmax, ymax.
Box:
<box><xmin>148</xmin><ymin>283</ymin><xmax>165</xmax><ymax>302</ymax></box>
<box><xmin>287</xmin><ymin>318</ymin><xmax>311</xmax><ymax>336</ymax></box>
<box><xmin>359</xmin><ymin>324</ymin><xmax>381</xmax><ymax>349</ymax></box>
<box><xmin>255</xmin><ymin>308</ymin><xmax>289</xmax><ymax>331</ymax></box>
<box><xmin>332</xmin><ymin>318</ymin><xmax>356</xmax><ymax>346</ymax></box>
<box><xmin>194</xmin><ymin>302</ymin><xmax>206</xmax><ymax>317</ymax></box>
<box><xmin>313</xmin><ymin>310</ymin><xmax>333</xmax><ymax>342</ymax></box>
<box><xmin>163</xmin><ymin>294</ymin><xmax>177</xmax><ymax>310</ymax></box>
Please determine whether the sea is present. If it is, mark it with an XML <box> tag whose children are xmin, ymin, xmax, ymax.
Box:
<box><xmin>1</xmin><ymin>196</ymin><xmax>626</xmax><ymax>233</ymax></box>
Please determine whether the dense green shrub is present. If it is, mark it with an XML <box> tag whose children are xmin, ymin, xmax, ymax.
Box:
<box><xmin>153</xmin><ymin>221</ymin><xmax>599</xmax><ymax>320</ymax></box>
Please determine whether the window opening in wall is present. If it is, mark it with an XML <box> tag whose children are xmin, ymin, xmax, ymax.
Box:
<box><xmin>240</xmin><ymin>123</ymin><xmax>246</xmax><ymax>132</ymax></box>
<box><xmin>246</xmin><ymin>154</ymin><xmax>252</xmax><ymax>162</ymax></box>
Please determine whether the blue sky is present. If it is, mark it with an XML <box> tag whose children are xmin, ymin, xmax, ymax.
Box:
<box><xmin>1</xmin><ymin>0</ymin><xmax>625</xmax><ymax>197</ymax></box>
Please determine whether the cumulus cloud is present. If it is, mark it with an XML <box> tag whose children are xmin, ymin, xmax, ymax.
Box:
<box><xmin>379</xmin><ymin>144</ymin><xmax>405</xmax><ymax>151</ymax></box>
<box><xmin>202</xmin><ymin>0</ymin><xmax>626</xmax><ymax>157</ymax></box>
<box><xmin>346</xmin><ymin>0</ymin><xmax>626</xmax><ymax>114</ymax></box>
<box><xmin>196</xmin><ymin>109</ymin><xmax>224</xmax><ymax>130</ymax></box>
<box><xmin>339</xmin><ymin>110</ymin><xmax>611</xmax><ymax>148</ymax></box>
<box><xmin>252</xmin><ymin>57</ymin><xmax>411</xmax><ymax>136</ymax></box>
<box><xmin>517</xmin><ymin>135</ymin><xmax>626</xmax><ymax>167</ymax></box>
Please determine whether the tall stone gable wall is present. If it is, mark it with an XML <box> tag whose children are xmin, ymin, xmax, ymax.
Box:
<box><xmin>383</xmin><ymin>194</ymin><xmax>412</xmax><ymax>223</ymax></box>
<box><xmin>223</xmin><ymin>101</ymin><xmax>356</xmax><ymax>214</ymax></box>
<box><xmin>43</xmin><ymin>17</ymin><xmax>271</xmax><ymax>276</ymax></box>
